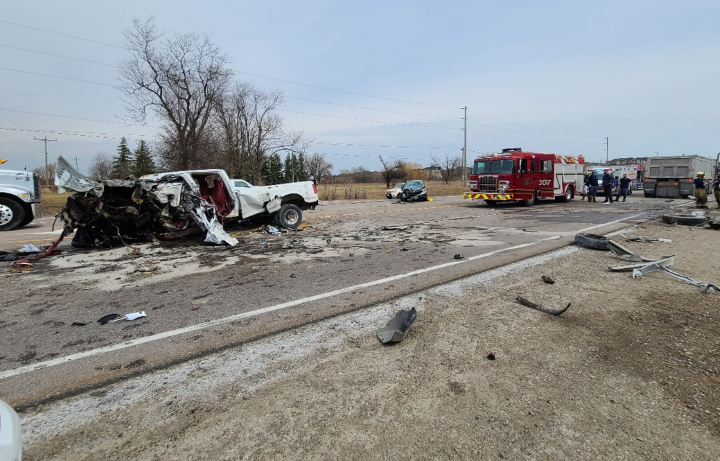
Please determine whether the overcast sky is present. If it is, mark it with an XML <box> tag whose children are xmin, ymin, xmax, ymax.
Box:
<box><xmin>1</xmin><ymin>0</ymin><xmax>718</xmax><ymax>174</ymax></box>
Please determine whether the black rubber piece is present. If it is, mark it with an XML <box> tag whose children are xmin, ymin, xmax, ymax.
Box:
<box><xmin>574</xmin><ymin>233</ymin><xmax>610</xmax><ymax>251</ymax></box>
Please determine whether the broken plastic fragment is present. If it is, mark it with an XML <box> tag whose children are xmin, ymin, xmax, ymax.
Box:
<box><xmin>124</xmin><ymin>311</ymin><xmax>147</xmax><ymax>321</ymax></box>
<box><xmin>377</xmin><ymin>307</ymin><xmax>417</xmax><ymax>344</ymax></box>
<box><xmin>98</xmin><ymin>314</ymin><xmax>123</xmax><ymax>325</ymax></box>
<box><xmin>18</xmin><ymin>244</ymin><xmax>41</xmax><ymax>253</ymax></box>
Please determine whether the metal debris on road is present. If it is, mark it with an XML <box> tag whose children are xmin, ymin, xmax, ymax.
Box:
<box><xmin>632</xmin><ymin>263</ymin><xmax>720</xmax><ymax>294</ymax></box>
<box><xmin>621</xmin><ymin>235</ymin><xmax>672</xmax><ymax>243</ymax></box>
<box><xmin>98</xmin><ymin>311</ymin><xmax>147</xmax><ymax>325</ymax></box>
<box><xmin>541</xmin><ymin>275</ymin><xmax>555</xmax><ymax>284</ymax></box>
<box><xmin>515</xmin><ymin>296</ymin><xmax>571</xmax><ymax>316</ymax></box>
<box><xmin>609</xmin><ymin>256</ymin><xmax>675</xmax><ymax>272</ymax></box>
<box><xmin>377</xmin><ymin>307</ymin><xmax>417</xmax><ymax>344</ymax></box>
<box><xmin>454</xmin><ymin>254</ymin><xmax>463</xmax><ymax>260</ymax></box>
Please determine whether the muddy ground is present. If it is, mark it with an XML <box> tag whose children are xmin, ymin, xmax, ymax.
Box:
<box><xmin>18</xmin><ymin>215</ymin><xmax>720</xmax><ymax>460</ymax></box>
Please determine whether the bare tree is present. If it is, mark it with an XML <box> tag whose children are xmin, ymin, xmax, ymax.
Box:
<box><xmin>305</xmin><ymin>153</ymin><xmax>333</xmax><ymax>183</ymax></box>
<box><xmin>119</xmin><ymin>17</ymin><xmax>233</xmax><ymax>170</ymax></box>
<box><xmin>349</xmin><ymin>166</ymin><xmax>375</xmax><ymax>183</ymax></box>
<box><xmin>378</xmin><ymin>155</ymin><xmax>407</xmax><ymax>188</ymax></box>
<box><xmin>430</xmin><ymin>154</ymin><xmax>462</xmax><ymax>183</ymax></box>
<box><xmin>214</xmin><ymin>82</ymin><xmax>285</xmax><ymax>182</ymax></box>
<box><xmin>88</xmin><ymin>152</ymin><xmax>113</xmax><ymax>181</ymax></box>
<box><xmin>33</xmin><ymin>162</ymin><xmax>56</xmax><ymax>186</ymax></box>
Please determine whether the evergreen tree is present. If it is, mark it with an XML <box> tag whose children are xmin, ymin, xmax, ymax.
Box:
<box><xmin>282</xmin><ymin>152</ymin><xmax>309</xmax><ymax>183</ymax></box>
<box><xmin>261</xmin><ymin>153</ymin><xmax>283</xmax><ymax>185</ymax></box>
<box><xmin>296</xmin><ymin>152</ymin><xmax>308</xmax><ymax>181</ymax></box>
<box><xmin>111</xmin><ymin>137</ymin><xmax>134</xmax><ymax>178</ymax></box>
<box><xmin>133</xmin><ymin>140</ymin><xmax>156</xmax><ymax>177</ymax></box>
<box><xmin>282</xmin><ymin>153</ymin><xmax>293</xmax><ymax>182</ymax></box>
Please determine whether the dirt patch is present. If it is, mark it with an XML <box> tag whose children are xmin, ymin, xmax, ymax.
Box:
<box><xmin>19</xmin><ymin>218</ymin><xmax>720</xmax><ymax>459</ymax></box>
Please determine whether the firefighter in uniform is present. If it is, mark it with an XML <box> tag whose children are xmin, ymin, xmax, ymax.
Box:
<box><xmin>712</xmin><ymin>172</ymin><xmax>720</xmax><ymax>210</ymax></box>
<box><xmin>693</xmin><ymin>172</ymin><xmax>708</xmax><ymax>208</ymax></box>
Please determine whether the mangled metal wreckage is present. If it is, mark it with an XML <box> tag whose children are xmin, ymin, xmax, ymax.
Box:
<box><xmin>55</xmin><ymin>156</ymin><xmax>318</xmax><ymax>248</ymax></box>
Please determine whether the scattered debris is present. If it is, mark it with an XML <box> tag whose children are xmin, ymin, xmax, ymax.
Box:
<box><xmin>377</xmin><ymin>307</ymin><xmax>417</xmax><ymax>344</ymax></box>
<box><xmin>607</xmin><ymin>239</ymin><xmax>673</xmax><ymax>263</ymax></box>
<box><xmin>621</xmin><ymin>235</ymin><xmax>672</xmax><ymax>243</ymax></box>
<box><xmin>661</xmin><ymin>213</ymin><xmax>707</xmax><ymax>226</ymax></box>
<box><xmin>574</xmin><ymin>233</ymin><xmax>610</xmax><ymax>251</ymax></box>
<box><xmin>98</xmin><ymin>311</ymin><xmax>147</xmax><ymax>324</ymax></box>
<box><xmin>98</xmin><ymin>314</ymin><xmax>123</xmax><ymax>325</ymax></box>
<box><xmin>632</xmin><ymin>263</ymin><xmax>720</xmax><ymax>294</ymax></box>
<box><xmin>453</xmin><ymin>254</ymin><xmax>463</xmax><ymax>260</ymax></box>
<box><xmin>381</xmin><ymin>226</ymin><xmax>410</xmax><ymax>231</ymax></box>
<box><xmin>541</xmin><ymin>275</ymin><xmax>555</xmax><ymax>284</ymax></box>
<box><xmin>71</xmin><ymin>322</ymin><xmax>88</xmax><ymax>327</ymax></box>
<box><xmin>486</xmin><ymin>353</ymin><xmax>496</xmax><ymax>360</ymax></box>
<box><xmin>515</xmin><ymin>296</ymin><xmax>571</xmax><ymax>316</ymax></box>
<box><xmin>609</xmin><ymin>256</ymin><xmax>675</xmax><ymax>272</ymax></box>
<box><xmin>11</xmin><ymin>227</ymin><xmax>71</xmax><ymax>268</ymax></box>
<box><xmin>709</xmin><ymin>219</ymin><xmax>720</xmax><ymax>230</ymax></box>
<box><xmin>17</xmin><ymin>244</ymin><xmax>40</xmax><ymax>253</ymax></box>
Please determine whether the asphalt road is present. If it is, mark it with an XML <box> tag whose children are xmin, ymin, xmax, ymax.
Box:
<box><xmin>0</xmin><ymin>194</ymin><xmax>686</xmax><ymax>408</ymax></box>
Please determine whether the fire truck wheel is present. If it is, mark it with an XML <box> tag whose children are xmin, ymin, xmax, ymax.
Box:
<box><xmin>556</xmin><ymin>186</ymin><xmax>573</xmax><ymax>203</ymax></box>
<box><xmin>484</xmin><ymin>200</ymin><xmax>497</xmax><ymax>206</ymax></box>
<box><xmin>574</xmin><ymin>233</ymin><xmax>610</xmax><ymax>251</ymax></box>
<box><xmin>521</xmin><ymin>192</ymin><xmax>536</xmax><ymax>207</ymax></box>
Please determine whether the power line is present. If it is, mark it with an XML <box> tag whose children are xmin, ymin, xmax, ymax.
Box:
<box><xmin>314</xmin><ymin>141</ymin><xmax>453</xmax><ymax>150</ymax></box>
<box><xmin>0</xmin><ymin>43</ymin><xmax>117</xmax><ymax>67</ymax></box>
<box><xmin>0</xmin><ymin>108</ymin><xmax>157</xmax><ymax>129</ymax></box>
<box><xmin>467</xmin><ymin>109</ymin><xmax>598</xmax><ymax>140</ymax></box>
<box><xmin>0</xmin><ymin>20</ymin><xmax>124</xmax><ymax>49</ymax></box>
<box><xmin>0</xmin><ymin>127</ymin><xmax>152</xmax><ymax>141</ymax></box>
<box><xmin>238</xmin><ymin>71</ymin><xmax>459</xmax><ymax>110</ymax></box>
<box><xmin>466</xmin><ymin>118</ymin><xmax>599</xmax><ymax>145</ymax></box>
<box><xmin>279</xmin><ymin>109</ymin><xmax>462</xmax><ymax>131</ymax></box>
<box><xmin>0</xmin><ymin>67</ymin><xmax>116</xmax><ymax>87</ymax></box>
<box><xmin>0</xmin><ymin>102</ymin><xmax>33</xmax><ymax>129</ymax></box>
<box><xmin>286</xmin><ymin>96</ymin><xmax>461</xmax><ymax>120</ymax></box>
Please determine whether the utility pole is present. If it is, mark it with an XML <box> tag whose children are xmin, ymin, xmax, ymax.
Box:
<box><xmin>34</xmin><ymin>136</ymin><xmax>57</xmax><ymax>183</ymax></box>
<box><xmin>463</xmin><ymin>106</ymin><xmax>467</xmax><ymax>186</ymax></box>
<box><xmin>604</xmin><ymin>137</ymin><xmax>609</xmax><ymax>163</ymax></box>
<box><xmin>74</xmin><ymin>156</ymin><xmax>79</xmax><ymax>170</ymax></box>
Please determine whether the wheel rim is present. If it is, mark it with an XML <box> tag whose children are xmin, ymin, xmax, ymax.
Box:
<box><xmin>0</xmin><ymin>203</ymin><xmax>13</xmax><ymax>226</ymax></box>
<box><xmin>285</xmin><ymin>209</ymin><xmax>299</xmax><ymax>225</ymax></box>
<box><xmin>566</xmin><ymin>187</ymin><xmax>572</xmax><ymax>200</ymax></box>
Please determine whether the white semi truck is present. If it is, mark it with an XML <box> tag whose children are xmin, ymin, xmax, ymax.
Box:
<box><xmin>643</xmin><ymin>155</ymin><xmax>716</xmax><ymax>198</ymax></box>
<box><xmin>0</xmin><ymin>161</ymin><xmax>43</xmax><ymax>231</ymax></box>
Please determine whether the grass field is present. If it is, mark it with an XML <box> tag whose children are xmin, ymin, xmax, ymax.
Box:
<box><xmin>40</xmin><ymin>188</ymin><xmax>71</xmax><ymax>216</ymax></box>
<box><xmin>40</xmin><ymin>180</ymin><xmax>469</xmax><ymax>215</ymax></box>
<box><xmin>317</xmin><ymin>180</ymin><xmax>467</xmax><ymax>200</ymax></box>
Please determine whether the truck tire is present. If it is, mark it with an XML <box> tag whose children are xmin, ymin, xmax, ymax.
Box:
<box><xmin>275</xmin><ymin>203</ymin><xmax>302</xmax><ymax>230</ymax></box>
<box><xmin>556</xmin><ymin>186</ymin><xmax>573</xmax><ymax>202</ymax></box>
<box><xmin>0</xmin><ymin>197</ymin><xmax>26</xmax><ymax>231</ymax></box>
<box><xmin>21</xmin><ymin>210</ymin><xmax>34</xmax><ymax>226</ymax></box>
<box><xmin>574</xmin><ymin>233</ymin><xmax>610</xmax><ymax>251</ymax></box>
<box><xmin>521</xmin><ymin>192</ymin><xmax>536</xmax><ymax>207</ymax></box>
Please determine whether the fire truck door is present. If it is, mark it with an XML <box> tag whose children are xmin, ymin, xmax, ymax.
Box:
<box><xmin>519</xmin><ymin>158</ymin><xmax>538</xmax><ymax>194</ymax></box>
<box><xmin>538</xmin><ymin>159</ymin><xmax>553</xmax><ymax>198</ymax></box>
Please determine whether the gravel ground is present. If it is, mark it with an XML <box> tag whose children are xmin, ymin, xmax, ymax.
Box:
<box><xmin>20</xmin><ymin>215</ymin><xmax>720</xmax><ymax>460</ymax></box>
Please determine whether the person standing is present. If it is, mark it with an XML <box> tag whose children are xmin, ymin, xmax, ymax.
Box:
<box><xmin>602</xmin><ymin>171</ymin><xmax>614</xmax><ymax>204</ymax></box>
<box><xmin>694</xmin><ymin>172</ymin><xmax>708</xmax><ymax>208</ymax></box>
<box><xmin>586</xmin><ymin>171</ymin><xmax>598</xmax><ymax>202</ymax></box>
<box><xmin>712</xmin><ymin>172</ymin><xmax>720</xmax><ymax>210</ymax></box>
<box><xmin>615</xmin><ymin>174</ymin><xmax>632</xmax><ymax>202</ymax></box>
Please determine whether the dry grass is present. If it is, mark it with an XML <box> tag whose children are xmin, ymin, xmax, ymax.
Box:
<box><xmin>41</xmin><ymin>188</ymin><xmax>71</xmax><ymax>215</ymax></box>
<box><xmin>317</xmin><ymin>180</ymin><xmax>468</xmax><ymax>201</ymax></box>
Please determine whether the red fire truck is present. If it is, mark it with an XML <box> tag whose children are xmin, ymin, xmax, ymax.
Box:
<box><xmin>463</xmin><ymin>148</ymin><xmax>585</xmax><ymax>206</ymax></box>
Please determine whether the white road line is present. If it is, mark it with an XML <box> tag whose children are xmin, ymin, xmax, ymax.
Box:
<box><xmin>0</xmin><ymin>217</ymin><xmax>636</xmax><ymax>381</ymax></box>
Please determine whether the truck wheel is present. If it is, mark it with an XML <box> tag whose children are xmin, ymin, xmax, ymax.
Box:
<box><xmin>521</xmin><ymin>192</ymin><xmax>536</xmax><ymax>207</ymax></box>
<box><xmin>275</xmin><ymin>203</ymin><xmax>302</xmax><ymax>229</ymax></box>
<box><xmin>21</xmin><ymin>210</ymin><xmax>34</xmax><ymax>226</ymax></box>
<box><xmin>0</xmin><ymin>197</ymin><xmax>26</xmax><ymax>231</ymax></box>
<box><xmin>574</xmin><ymin>233</ymin><xmax>610</xmax><ymax>251</ymax></box>
<box><xmin>556</xmin><ymin>186</ymin><xmax>573</xmax><ymax>202</ymax></box>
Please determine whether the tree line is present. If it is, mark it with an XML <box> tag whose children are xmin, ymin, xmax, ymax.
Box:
<box><xmin>103</xmin><ymin>17</ymin><xmax>333</xmax><ymax>185</ymax></box>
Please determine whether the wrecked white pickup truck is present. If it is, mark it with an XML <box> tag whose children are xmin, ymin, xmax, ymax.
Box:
<box><xmin>55</xmin><ymin>156</ymin><xmax>318</xmax><ymax>248</ymax></box>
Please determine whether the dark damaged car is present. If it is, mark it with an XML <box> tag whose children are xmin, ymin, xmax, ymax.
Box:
<box><xmin>55</xmin><ymin>156</ymin><xmax>318</xmax><ymax>248</ymax></box>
